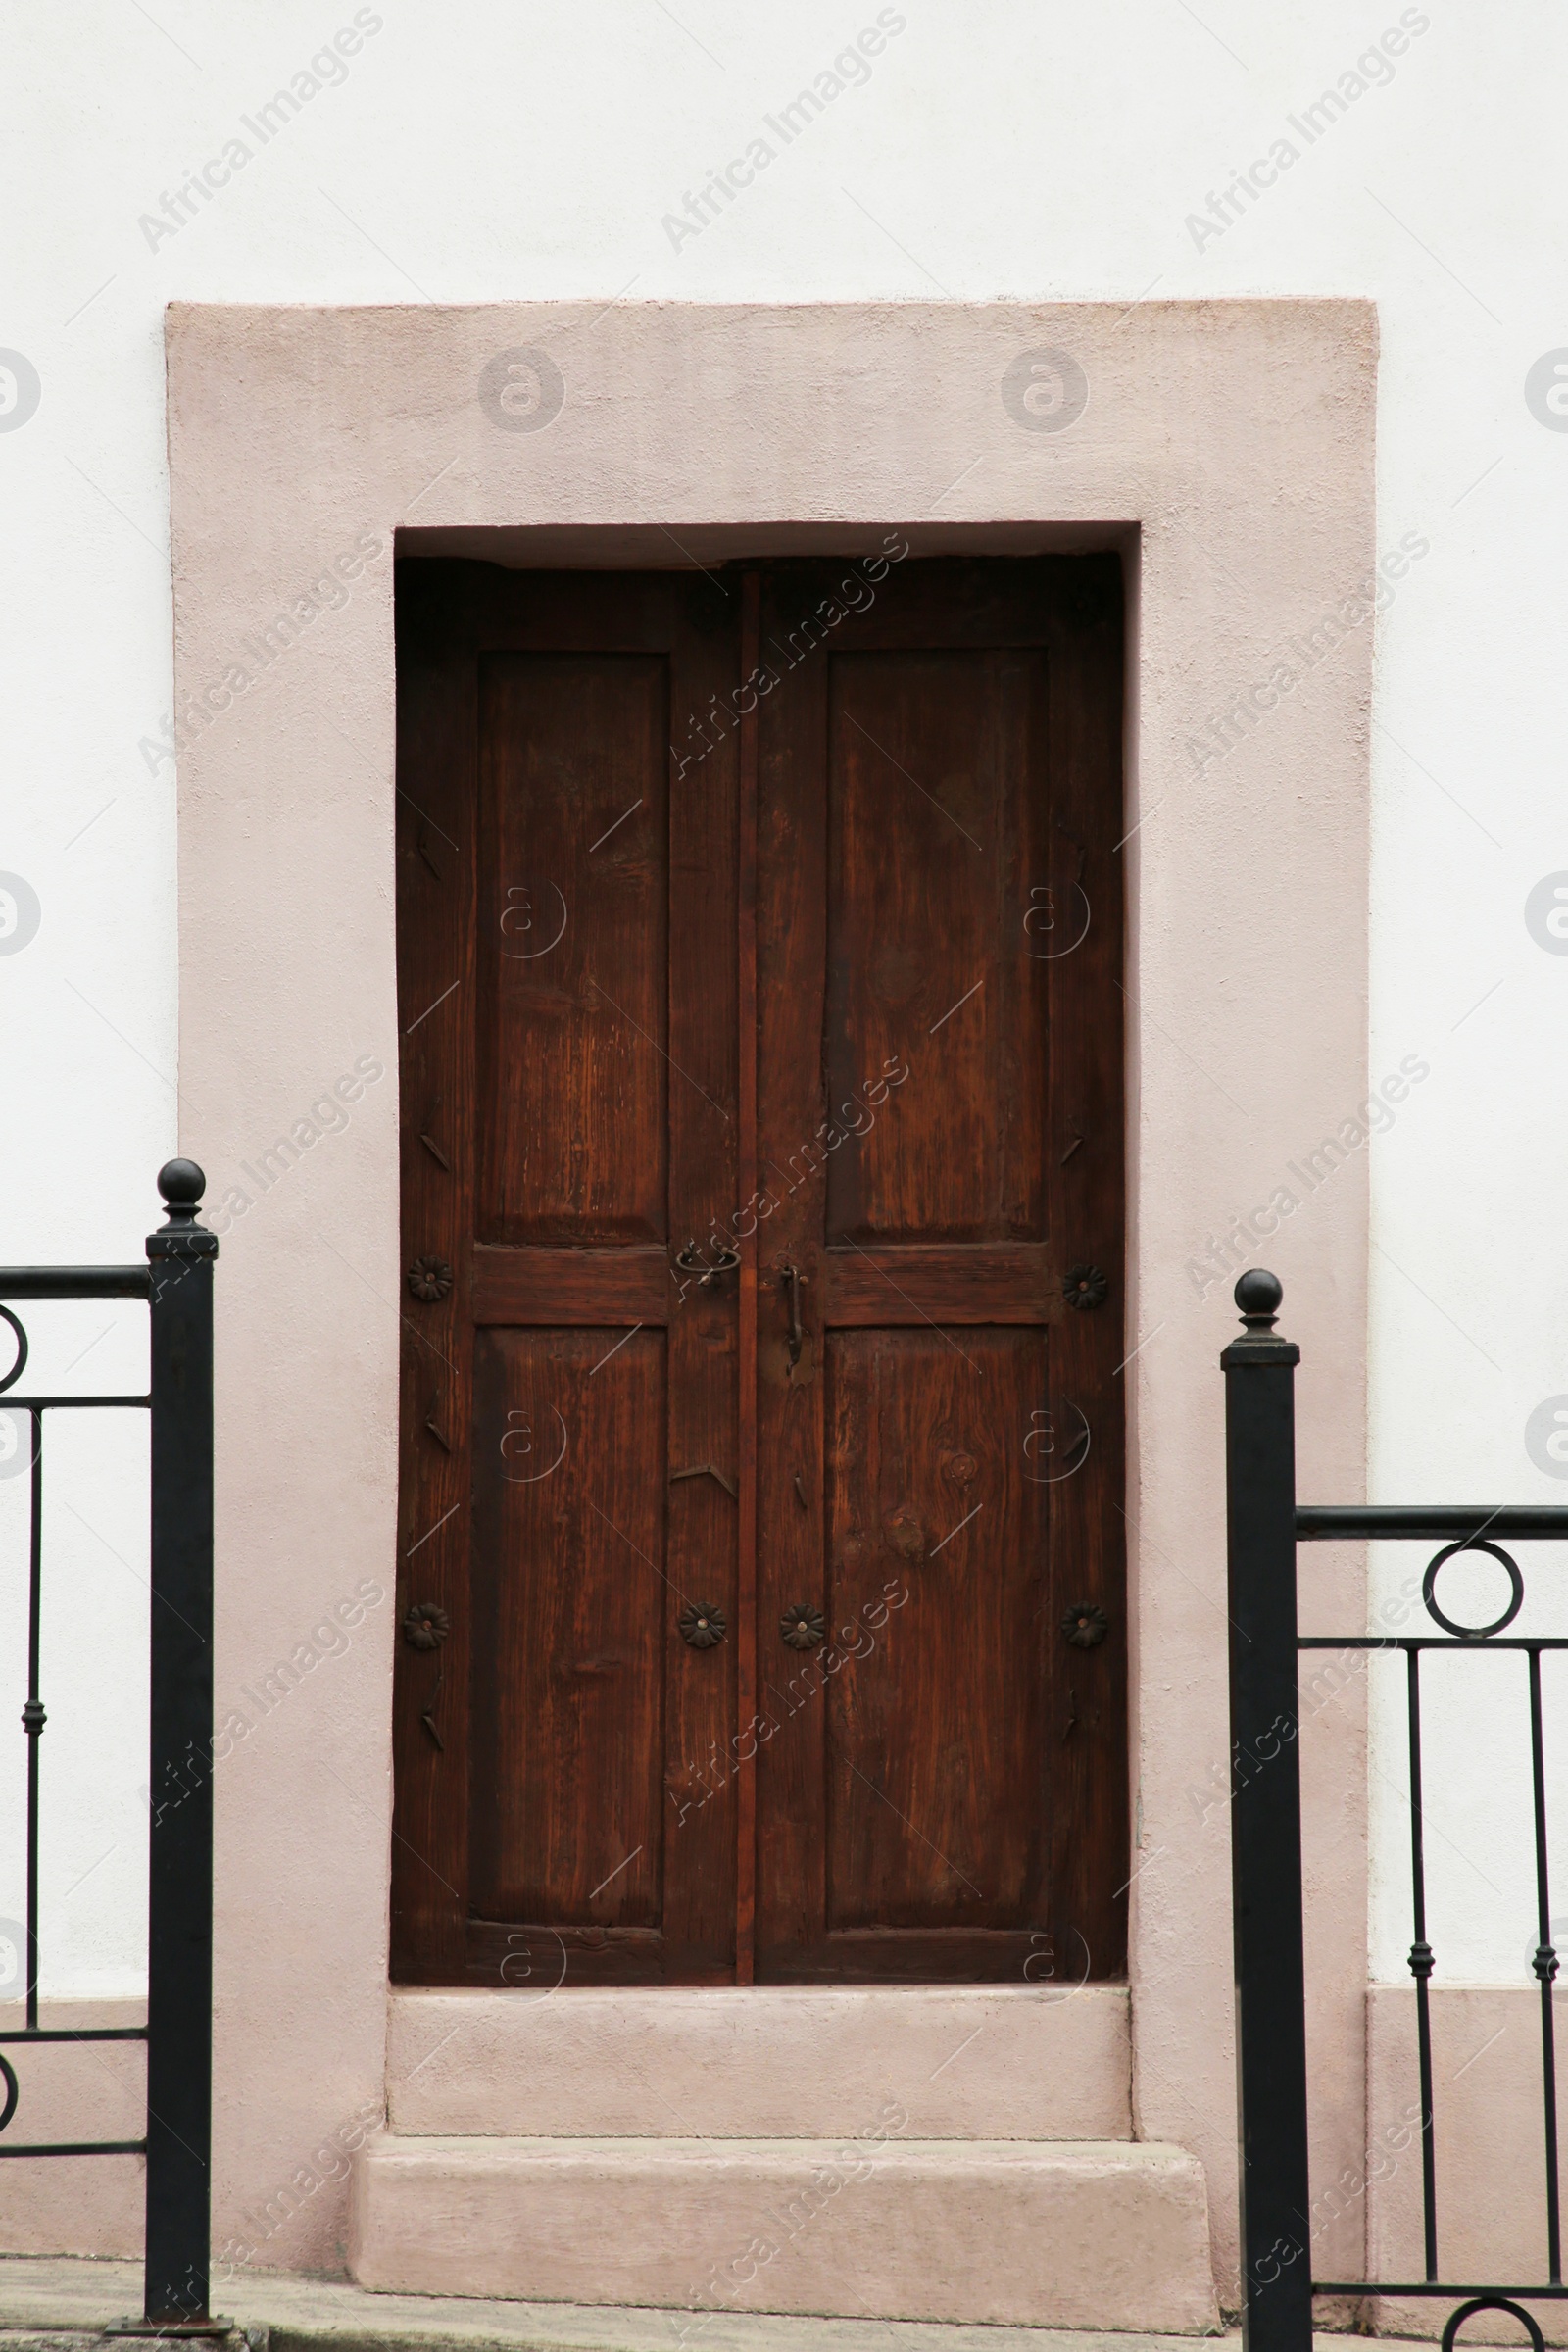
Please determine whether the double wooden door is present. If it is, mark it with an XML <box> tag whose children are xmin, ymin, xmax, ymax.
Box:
<box><xmin>391</xmin><ymin>554</ymin><xmax>1126</xmax><ymax>1986</ymax></box>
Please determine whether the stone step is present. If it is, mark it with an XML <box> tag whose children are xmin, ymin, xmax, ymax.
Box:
<box><xmin>386</xmin><ymin>1987</ymin><xmax>1130</xmax><ymax>2140</ymax></box>
<box><xmin>348</xmin><ymin>2134</ymin><xmax>1217</xmax><ymax>2333</ymax></box>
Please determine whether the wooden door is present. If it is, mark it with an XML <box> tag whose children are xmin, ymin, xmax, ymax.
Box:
<box><xmin>391</xmin><ymin>555</ymin><xmax>1126</xmax><ymax>1988</ymax></box>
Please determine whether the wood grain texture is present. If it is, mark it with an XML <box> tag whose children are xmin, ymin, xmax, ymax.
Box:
<box><xmin>822</xmin><ymin>1244</ymin><xmax>1061</xmax><ymax>1324</ymax></box>
<box><xmin>473</xmin><ymin>1246</ymin><xmax>669</xmax><ymax>1325</ymax></box>
<box><xmin>735</xmin><ymin>571</ymin><xmax>760</xmax><ymax>1984</ymax></box>
<box><xmin>471</xmin><ymin>1325</ymin><xmax>666</xmax><ymax>1930</ymax></box>
<box><xmin>824</xmin><ymin>1326</ymin><xmax>1047</xmax><ymax>1936</ymax></box>
<box><xmin>825</xmin><ymin>648</ymin><xmax>1049</xmax><ymax>1245</ymax></box>
<box><xmin>478</xmin><ymin>654</ymin><xmax>668</xmax><ymax>1247</ymax></box>
<box><xmin>754</xmin><ymin>564</ymin><xmax>832</xmax><ymax>1976</ymax></box>
<box><xmin>662</xmin><ymin>567</ymin><xmax>743</xmax><ymax>1981</ymax></box>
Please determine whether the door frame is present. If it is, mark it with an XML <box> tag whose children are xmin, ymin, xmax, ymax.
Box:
<box><xmin>166</xmin><ymin>296</ymin><xmax>1376</xmax><ymax>2295</ymax></box>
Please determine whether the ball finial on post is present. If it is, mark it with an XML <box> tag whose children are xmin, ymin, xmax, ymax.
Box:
<box><xmin>156</xmin><ymin>1159</ymin><xmax>207</xmax><ymax>1230</ymax></box>
<box><xmin>1234</xmin><ymin>1268</ymin><xmax>1283</xmax><ymax>1332</ymax></box>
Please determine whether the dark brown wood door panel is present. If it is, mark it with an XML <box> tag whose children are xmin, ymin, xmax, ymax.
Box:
<box><xmin>477</xmin><ymin>652</ymin><xmax>670</xmax><ymax>1248</ymax></box>
<box><xmin>824</xmin><ymin>1329</ymin><xmax>1047</xmax><ymax>1925</ymax></box>
<box><xmin>751</xmin><ymin>558</ymin><xmax>1124</xmax><ymax>1984</ymax></box>
<box><xmin>823</xmin><ymin>647</ymin><xmax>1049</xmax><ymax>1245</ymax></box>
<box><xmin>391</xmin><ymin>554</ymin><xmax>1126</xmax><ymax>1988</ymax></box>
<box><xmin>470</xmin><ymin>1325</ymin><xmax>667</xmax><ymax>1930</ymax></box>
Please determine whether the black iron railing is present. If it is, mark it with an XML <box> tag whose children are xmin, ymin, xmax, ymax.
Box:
<box><xmin>0</xmin><ymin>1161</ymin><xmax>219</xmax><ymax>2334</ymax></box>
<box><xmin>1226</xmin><ymin>1268</ymin><xmax>1568</xmax><ymax>2352</ymax></box>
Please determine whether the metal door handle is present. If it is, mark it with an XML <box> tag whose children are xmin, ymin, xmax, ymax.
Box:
<box><xmin>781</xmin><ymin>1263</ymin><xmax>805</xmax><ymax>1366</ymax></box>
<box><xmin>674</xmin><ymin>1241</ymin><xmax>740</xmax><ymax>1290</ymax></box>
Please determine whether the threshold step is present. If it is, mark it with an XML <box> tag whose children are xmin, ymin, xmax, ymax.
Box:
<box><xmin>349</xmin><ymin>2135</ymin><xmax>1217</xmax><ymax>2332</ymax></box>
<box><xmin>386</xmin><ymin>1987</ymin><xmax>1131</xmax><ymax>2141</ymax></box>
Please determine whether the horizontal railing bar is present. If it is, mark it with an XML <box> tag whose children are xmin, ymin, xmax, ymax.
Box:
<box><xmin>0</xmin><ymin>1268</ymin><xmax>151</xmax><ymax>1299</ymax></box>
<box><xmin>1316</xmin><ymin>2282</ymin><xmax>1568</xmax><ymax>2298</ymax></box>
<box><xmin>0</xmin><ymin>2139</ymin><xmax>148</xmax><ymax>2158</ymax></box>
<box><xmin>0</xmin><ymin>1396</ymin><xmax>151</xmax><ymax>1411</ymax></box>
<box><xmin>0</xmin><ymin>2027</ymin><xmax>147</xmax><ymax>2043</ymax></box>
<box><xmin>1299</xmin><ymin>1506</ymin><xmax>1568</xmax><ymax>1540</ymax></box>
<box><xmin>1301</xmin><ymin>1638</ymin><xmax>1568</xmax><ymax>1651</ymax></box>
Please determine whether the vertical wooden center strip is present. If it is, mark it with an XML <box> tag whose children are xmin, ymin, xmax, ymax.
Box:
<box><xmin>736</xmin><ymin>570</ymin><xmax>760</xmax><ymax>1983</ymax></box>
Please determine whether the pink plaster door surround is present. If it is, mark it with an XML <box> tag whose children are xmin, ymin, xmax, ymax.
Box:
<box><xmin>153</xmin><ymin>298</ymin><xmax>1375</xmax><ymax>2298</ymax></box>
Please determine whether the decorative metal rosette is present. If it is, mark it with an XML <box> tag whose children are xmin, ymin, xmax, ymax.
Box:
<box><xmin>407</xmin><ymin>1256</ymin><xmax>455</xmax><ymax>1302</ymax></box>
<box><xmin>1062</xmin><ymin>1602</ymin><xmax>1108</xmax><ymax>1649</ymax></box>
<box><xmin>403</xmin><ymin>1601</ymin><xmax>451</xmax><ymax>1651</ymax></box>
<box><xmin>678</xmin><ymin>1600</ymin><xmax>726</xmax><ymax>1649</ymax></box>
<box><xmin>780</xmin><ymin>1603</ymin><xmax>826</xmax><ymax>1652</ymax></box>
<box><xmin>1063</xmin><ymin>1265</ymin><xmax>1109</xmax><ymax>1310</ymax></box>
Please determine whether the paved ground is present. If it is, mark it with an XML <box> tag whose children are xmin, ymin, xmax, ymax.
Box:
<box><xmin>0</xmin><ymin>2257</ymin><xmax>1270</xmax><ymax>2352</ymax></box>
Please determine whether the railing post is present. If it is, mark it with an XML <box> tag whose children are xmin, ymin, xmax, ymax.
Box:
<box><xmin>144</xmin><ymin>1159</ymin><xmax>219</xmax><ymax>2328</ymax></box>
<box><xmin>1222</xmin><ymin>1269</ymin><xmax>1312</xmax><ymax>2352</ymax></box>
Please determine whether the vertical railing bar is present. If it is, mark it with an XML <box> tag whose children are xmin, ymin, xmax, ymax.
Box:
<box><xmin>1222</xmin><ymin>1269</ymin><xmax>1312</xmax><ymax>2352</ymax></box>
<box><xmin>1406</xmin><ymin>1644</ymin><xmax>1439</xmax><ymax>2282</ymax></box>
<box><xmin>24</xmin><ymin>1408</ymin><xmax>42</xmax><ymax>2033</ymax></box>
<box><xmin>1528</xmin><ymin>1643</ymin><xmax>1562</xmax><ymax>2284</ymax></box>
<box><xmin>140</xmin><ymin>1161</ymin><xmax>218</xmax><ymax>2329</ymax></box>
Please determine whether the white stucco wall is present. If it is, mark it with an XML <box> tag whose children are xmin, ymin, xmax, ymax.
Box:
<box><xmin>1</xmin><ymin>0</ymin><xmax>1563</xmax><ymax>2104</ymax></box>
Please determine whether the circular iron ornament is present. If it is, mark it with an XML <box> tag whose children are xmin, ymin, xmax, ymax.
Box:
<box><xmin>1422</xmin><ymin>1539</ymin><xmax>1525</xmax><ymax>1642</ymax></box>
<box><xmin>1063</xmin><ymin>1603</ymin><xmax>1109</xmax><ymax>1649</ymax></box>
<box><xmin>407</xmin><ymin>1257</ymin><xmax>454</xmax><ymax>1303</ymax></box>
<box><xmin>0</xmin><ymin>2052</ymin><xmax>16</xmax><ymax>2135</ymax></box>
<box><xmin>679</xmin><ymin>1600</ymin><xmax>726</xmax><ymax>1650</ymax></box>
<box><xmin>1063</xmin><ymin>1265</ymin><xmax>1109</xmax><ymax>1311</ymax></box>
<box><xmin>781</xmin><ymin>1603</ymin><xmax>826</xmax><ymax>1652</ymax></box>
<box><xmin>403</xmin><ymin>1602</ymin><xmax>451</xmax><ymax>1652</ymax></box>
<box><xmin>1442</xmin><ymin>2300</ymin><xmax>1544</xmax><ymax>2352</ymax></box>
<box><xmin>0</xmin><ymin>1305</ymin><xmax>26</xmax><ymax>1396</ymax></box>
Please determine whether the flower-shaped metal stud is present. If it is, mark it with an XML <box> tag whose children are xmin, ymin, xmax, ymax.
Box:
<box><xmin>403</xmin><ymin>1601</ymin><xmax>451</xmax><ymax>1651</ymax></box>
<box><xmin>781</xmin><ymin>1603</ymin><xmax>826</xmax><ymax>1652</ymax></box>
<box><xmin>1063</xmin><ymin>1264</ymin><xmax>1109</xmax><ymax>1310</ymax></box>
<box><xmin>678</xmin><ymin>1600</ymin><xmax>726</xmax><ymax>1649</ymax></box>
<box><xmin>1062</xmin><ymin>1602</ymin><xmax>1108</xmax><ymax>1649</ymax></box>
<box><xmin>408</xmin><ymin>1256</ymin><xmax>454</xmax><ymax>1302</ymax></box>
